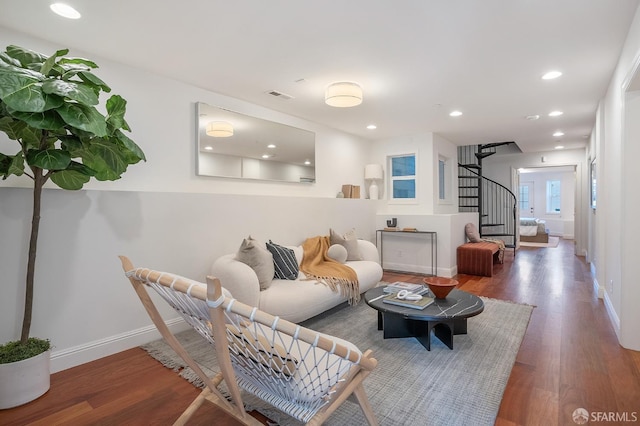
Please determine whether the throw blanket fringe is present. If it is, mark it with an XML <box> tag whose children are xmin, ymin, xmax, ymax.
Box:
<box><xmin>300</xmin><ymin>236</ymin><xmax>360</xmax><ymax>304</ymax></box>
<box><xmin>480</xmin><ymin>238</ymin><xmax>505</xmax><ymax>263</ymax></box>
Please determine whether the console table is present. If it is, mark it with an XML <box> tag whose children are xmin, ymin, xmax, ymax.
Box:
<box><xmin>376</xmin><ymin>229</ymin><xmax>437</xmax><ymax>276</ymax></box>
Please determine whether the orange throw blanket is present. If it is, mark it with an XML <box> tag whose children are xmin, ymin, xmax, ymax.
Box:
<box><xmin>300</xmin><ymin>236</ymin><xmax>360</xmax><ymax>304</ymax></box>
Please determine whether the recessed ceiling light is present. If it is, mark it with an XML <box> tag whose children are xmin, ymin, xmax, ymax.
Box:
<box><xmin>449</xmin><ymin>110</ymin><xmax>463</xmax><ymax>117</ymax></box>
<box><xmin>366</xmin><ymin>124</ymin><xmax>377</xmax><ymax>130</ymax></box>
<box><xmin>542</xmin><ymin>71</ymin><xmax>562</xmax><ymax>80</ymax></box>
<box><xmin>304</xmin><ymin>160</ymin><xmax>311</xmax><ymax>165</ymax></box>
<box><xmin>267</xmin><ymin>144</ymin><xmax>276</xmax><ymax>149</ymax></box>
<box><xmin>555</xmin><ymin>145</ymin><xmax>564</xmax><ymax>150</ymax></box>
<box><xmin>204</xmin><ymin>146</ymin><xmax>213</xmax><ymax>151</ymax></box>
<box><xmin>50</xmin><ymin>3</ymin><xmax>81</xmax><ymax>19</ymax></box>
<box><xmin>548</xmin><ymin>111</ymin><xmax>563</xmax><ymax>117</ymax></box>
<box><xmin>261</xmin><ymin>154</ymin><xmax>271</xmax><ymax>159</ymax></box>
<box><xmin>553</xmin><ymin>131</ymin><xmax>564</xmax><ymax>137</ymax></box>
<box><xmin>525</xmin><ymin>114</ymin><xmax>540</xmax><ymax>121</ymax></box>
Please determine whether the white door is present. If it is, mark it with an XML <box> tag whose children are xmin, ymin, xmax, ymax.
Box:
<box><xmin>519</xmin><ymin>181</ymin><xmax>534</xmax><ymax>216</ymax></box>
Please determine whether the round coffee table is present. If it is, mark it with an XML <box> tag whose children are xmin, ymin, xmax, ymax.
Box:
<box><xmin>364</xmin><ymin>285</ymin><xmax>484</xmax><ymax>350</ymax></box>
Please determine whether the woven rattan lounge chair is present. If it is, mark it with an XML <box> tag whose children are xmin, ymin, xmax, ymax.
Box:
<box><xmin>120</xmin><ymin>256</ymin><xmax>378</xmax><ymax>425</ymax></box>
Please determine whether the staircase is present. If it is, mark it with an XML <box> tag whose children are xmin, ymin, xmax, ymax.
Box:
<box><xmin>458</xmin><ymin>143</ymin><xmax>517</xmax><ymax>251</ymax></box>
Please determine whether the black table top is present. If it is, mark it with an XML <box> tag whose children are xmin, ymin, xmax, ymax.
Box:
<box><xmin>364</xmin><ymin>285</ymin><xmax>484</xmax><ymax>321</ymax></box>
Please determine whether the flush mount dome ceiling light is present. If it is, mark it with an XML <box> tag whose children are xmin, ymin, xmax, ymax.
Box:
<box><xmin>542</xmin><ymin>70</ymin><xmax>563</xmax><ymax>80</ymax></box>
<box><xmin>325</xmin><ymin>82</ymin><xmax>363</xmax><ymax>107</ymax></box>
<box><xmin>206</xmin><ymin>121</ymin><xmax>233</xmax><ymax>137</ymax></box>
<box><xmin>50</xmin><ymin>3</ymin><xmax>81</xmax><ymax>19</ymax></box>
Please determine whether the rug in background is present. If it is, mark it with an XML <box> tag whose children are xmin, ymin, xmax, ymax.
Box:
<box><xmin>142</xmin><ymin>295</ymin><xmax>533</xmax><ymax>426</ymax></box>
<box><xmin>520</xmin><ymin>236</ymin><xmax>560</xmax><ymax>248</ymax></box>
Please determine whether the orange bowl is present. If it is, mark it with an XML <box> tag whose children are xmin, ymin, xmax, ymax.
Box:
<box><xmin>423</xmin><ymin>277</ymin><xmax>459</xmax><ymax>299</ymax></box>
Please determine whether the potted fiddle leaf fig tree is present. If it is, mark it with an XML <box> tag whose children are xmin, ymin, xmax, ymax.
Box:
<box><xmin>0</xmin><ymin>45</ymin><xmax>145</xmax><ymax>408</ymax></box>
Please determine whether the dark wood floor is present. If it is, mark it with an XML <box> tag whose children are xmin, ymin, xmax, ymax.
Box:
<box><xmin>2</xmin><ymin>239</ymin><xmax>639</xmax><ymax>425</ymax></box>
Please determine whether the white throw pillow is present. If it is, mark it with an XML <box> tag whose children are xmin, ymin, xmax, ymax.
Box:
<box><xmin>327</xmin><ymin>244</ymin><xmax>348</xmax><ymax>263</ymax></box>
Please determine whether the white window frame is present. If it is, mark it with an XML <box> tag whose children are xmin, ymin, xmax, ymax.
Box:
<box><xmin>546</xmin><ymin>179</ymin><xmax>561</xmax><ymax>214</ymax></box>
<box><xmin>388</xmin><ymin>153</ymin><xmax>418</xmax><ymax>204</ymax></box>
<box><xmin>437</xmin><ymin>154</ymin><xmax>452</xmax><ymax>204</ymax></box>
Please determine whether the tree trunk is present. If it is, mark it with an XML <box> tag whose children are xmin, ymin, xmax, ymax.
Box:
<box><xmin>21</xmin><ymin>168</ymin><xmax>45</xmax><ymax>344</ymax></box>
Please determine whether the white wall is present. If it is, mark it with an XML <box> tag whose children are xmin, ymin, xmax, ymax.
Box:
<box><xmin>0</xmin><ymin>28</ymin><xmax>380</xmax><ymax>371</ymax></box>
<box><xmin>589</xmin><ymin>4</ymin><xmax>640</xmax><ymax>350</ymax></box>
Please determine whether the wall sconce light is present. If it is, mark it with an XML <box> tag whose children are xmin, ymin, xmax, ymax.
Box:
<box><xmin>325</xmin><ymin>82</ymin><xmax>363</xmax><ymax>107</ymax></box>
<box><xmin>364</xmin><ymin>164</ymin><xmax>384</xmax><ymax>199</ymax></box>
<box><xmin>206</xmin><ymin>121</ymin><xmax>234</xmax><ymax>137</ymax></box>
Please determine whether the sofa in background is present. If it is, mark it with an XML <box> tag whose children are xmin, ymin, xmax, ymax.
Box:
<box><xmin>211</xmin><ymin>237</ymin><xmax>383</xmax><ymax>323</ymax></box>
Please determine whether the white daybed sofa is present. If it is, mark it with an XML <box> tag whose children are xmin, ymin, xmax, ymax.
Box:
<box><xmin>211</xmin><ymin>239</ymin><xmax>383</xmax><ymax>323</ymax></box>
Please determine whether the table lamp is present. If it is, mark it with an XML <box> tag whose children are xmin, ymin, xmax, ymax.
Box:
<box><xmin>364</xmin><ymin>164</ymin><xmax>384</xmax><ymax>199</ymax></box>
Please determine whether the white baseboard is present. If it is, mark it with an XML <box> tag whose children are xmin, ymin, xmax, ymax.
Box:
<box><xmin>50</xmin><ymin>317</ymin><xmax>189</xmax><ymax>373</ymax></box>
<box><xmin>603</xmin><ymin>291</ymin><xmax>621</xmax><ymax>342</ymax></box>
<box><xmin>590</xmin><ymin>263</ymin><xmax>604</xmax><ymax>298</ymax></box>
<box><xmin>383</xmin><ymin>262</ymin><xmax>454</xmax><ymax>278</ymax></box>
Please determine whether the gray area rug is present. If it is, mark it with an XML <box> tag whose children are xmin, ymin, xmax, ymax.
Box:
<box><xmin>142</xmin><ymin>295</ymin><xmax>533</xmax><ymax>426</ymax></box>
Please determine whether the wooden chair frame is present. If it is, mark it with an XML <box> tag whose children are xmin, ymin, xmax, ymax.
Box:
<box><xmin>120</xmin><ymin>256</ymin><xmax>378</xmax><ymax>425</ymax></box>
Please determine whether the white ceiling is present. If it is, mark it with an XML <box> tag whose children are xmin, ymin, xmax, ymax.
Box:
<box><xmin>1</xmin><ymin>0</ymin><xmax>638</xmax><ymax>153</ymax></box>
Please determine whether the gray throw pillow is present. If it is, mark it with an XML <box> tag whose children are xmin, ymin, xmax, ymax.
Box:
<box><xmin>329</xmin><ymin>228</ymin><xmax>363</xmax><ymax>261</ymax></box>
<box><xmin>235</xmin><ymin>236</ymin><xmax>274</xmax><ymax>290</ymax></box>
<box><xmin>465</xmin><ymin>223</ymin><xmax>482</xmax><ymax>243</ymax></box>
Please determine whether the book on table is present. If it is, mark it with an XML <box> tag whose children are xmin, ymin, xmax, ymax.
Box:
<box><xmin>384</xmin><ymin>282</ymin><xmax>425</xmax><ymax>294</ymax></box>
<box><xmin>382</xmin><ymin>293</ymin><xmax>435</xmax><ymax>310</ymax></box>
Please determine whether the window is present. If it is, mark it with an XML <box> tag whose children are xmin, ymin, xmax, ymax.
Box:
<box><xmin>546</xmin><ymin>180</ymin><xmax>561</xmax><ymax>213</ymax></box>
<box><xmin>389</xmin><ymin>154</ymin><xmax>416</xmax><ymax>201</ymax></box>
<box><xmin>437</xmin><ymin>154</ymin><xmax>452</xmax><ymax>203</ymax></box>
<box><xmin>519</xmin><ymin>185</ymin><xmax>530</xmax><ymax>211</ymax></box>
<box><xmin>438</xmin><ymin>159</ymin><xmax>446</xmax><ymax>200</ymax></box>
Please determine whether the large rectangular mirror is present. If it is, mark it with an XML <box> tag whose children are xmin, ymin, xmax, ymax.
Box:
<box><xmin>196</xmin><ymin>102</ymin><xmax>316</xmax><ymax>183</ymax></box>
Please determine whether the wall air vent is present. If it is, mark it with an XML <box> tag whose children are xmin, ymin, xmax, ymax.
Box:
<box><xmin>266</xmin><ymin>90</ymin><xmax>294</xmax><ymax>100</ymax></box>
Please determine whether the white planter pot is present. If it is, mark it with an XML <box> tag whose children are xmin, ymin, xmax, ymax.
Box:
<box><xmin>0</xmin><ymin>349</ymin><xmax>50</xmax><ymax>409</ymax></box>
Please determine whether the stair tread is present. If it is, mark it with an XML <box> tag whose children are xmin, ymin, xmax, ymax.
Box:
<box><xmin>481</xmin><ymin>223</ymin><xmax>504</xmax><ymax>227</ymax></box>
<box><xmin>482</xmin><ymin>232</ymin><xmax>515</xmax><ymax>237</ymax></box>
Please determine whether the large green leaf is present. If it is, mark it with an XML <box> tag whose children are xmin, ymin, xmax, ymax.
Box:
<box><xmin>0</xmin><ymin>153</ymin><xmax>10</xmax><ymax>178</ymax></box>
<box><xmin>39</xmin><ymin>49</ymin><xmax>69</xmax><ymax>76</ymax></box>
<box><xmin>0</xmin><ymin>116</ymin><xmax>27</xmax><ymax>140</ymax></box>
<box><xmin>82</xmin><ymin>139</ymin><xmax>127</xmax><ymax>180</ymax></box>
<box><xmin>50</xmin><ymin>169</ymin><xmax>91</xmax><ymax>190</ymax></box>
<box><xmin>0</xmin><ymin>153</ymin><xmax>24</xmax><ymax>178</ymax></box>
<box><xmin>78</xmin><ymin>71</ymin><xmax>111</xmax><ymax>93</ymax></box>
<box><xmin>0</xmin><ymin>61</ymin><xmax>46</xmax><ymax>80</ymax></box>
<box><xmin>7</xmin><ymin>153</ymin><xmax>25</xmax><ymax>176</ymax></box>
<box><xmin>106</xmin><ymin>95</ymin><xmax>129</xmax><ymax>131</ymax></box>
<box><xmin>0</xmin><ymin>73</ymin><xmax>47</xmax><ymax>112</ymax></box>
<box><xmin>7</xmin><ymin>109</ymin><xmax>66</xmax><ymax>131</ymax></box>
<box><xmin>26</xmin><ymin>149</ymin><xmax>71</xmax><ymax>170</ymax></box>
<box><xmin>42</xmin><ymin>80</ymin><xmax>99</xmax><ymax>105</ymax></box>
<box><xmin>0</xmin><ymin>52</ymin><xmax>21</xmax><ymax>67</ymax></box>
<box><xmin>115</xmin><ymin>130</ymin><xmax>146</xmax><ymax>162</ymax></box>
<box><xmin>6</xmin><ymin>45</ymin><xmax>47</xmax><ymax>67</ymax></box>
<box><xmin>58</xmin><ymin>57</ymin><xmax>99</xmax><ymax>69</ymax></box>
<box><xmin>56</xmin><ymin>103</ymin><xmax>107</xmax><ymax>136</ymax></box>
<box><xmin>59</xmin><ymin>136</ymin><xmax>84</xmax><ymax>156</ymax></box>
